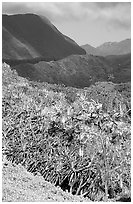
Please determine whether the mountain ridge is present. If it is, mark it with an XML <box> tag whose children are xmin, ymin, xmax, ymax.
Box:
<box><xmin>82</xmin><ymin>38</ymin><xmax>131</xmax><ymax>56</ymax></box>
<box><xmin>2</xmin><ymin>13</ymin><xmax>86</xmax><ymax>61</ymax></box>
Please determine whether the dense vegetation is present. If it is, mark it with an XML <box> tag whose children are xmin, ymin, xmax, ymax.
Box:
<box><xmin>9</xmin><ymin>53</ymin><xmax>131</xmax><ymax>88</ymax></box>
<box><xmin>3</xmin><ymin>160</ymin><xmax>89</xmax><ymax>202</ymax></box>
<box><xmin>2</xmin><ymin>63</ymin><xmax>131</xmax><ymax>201</ymax></box>
<box><xmin>2</xmin><ymin>56</ymin><xmax>58</xmax><ymax>66</ymax></box>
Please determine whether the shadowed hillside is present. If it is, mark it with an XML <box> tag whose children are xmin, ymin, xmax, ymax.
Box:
<box><xmin>2</xmin><ymin>14</ymin><xmax>86</xmax><ymax>60</ymax></box>
<box><xmin>10</xmin><ymin>53</ymin><xmax>131</xmax><ymax>88</ymax></box>
<box><xmin>105</xmin><ymin>54</ymin><xmax>131</xmax><ymax>83</ymax></box>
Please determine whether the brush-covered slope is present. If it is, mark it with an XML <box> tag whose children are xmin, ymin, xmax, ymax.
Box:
<box><xmin>11</xmin><ymin>54</ymin><xmax>111</xmax><ymax>87</ymax></box>
<box><xmin>105</xmin><ymin>53</ymin><xmax>131</xmax><ymax>83</ymax></box>
<box><xmin>2</xmin><ymin>160</ymin><xmax>89</xmax><ymax>202</ymax></box>
<box><xmin>11</xmin><ymin>53</ymin><xmax>131</xmax><ymax>88</ymax></box>
<box><xmin>2</xmin><ymin>14</ymin><xmax>85</xmax><ymax>60</ymax></box>
<box><xmin>2</xmin><ymin>63</ymin><xmax>131</xmax><ymax>202</ymax></box>
<box><xmin>82</xmin><ymin>39</ymin><xmax>131</xmax><ymax>56</ymax></box>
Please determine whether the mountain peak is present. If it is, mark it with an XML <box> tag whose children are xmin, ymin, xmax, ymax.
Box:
<box><xmin>2</xmin><ymin>13</ymin><xmax>85</xmax><ymax>61</ymax></box>
<box><xmin>82</xmin><ymin>38</ymin><xmax>131</xmax><ymax>56</ymax></box>
<box><xmin>96</xmin><ymin>41</ymin><xmax>117</xmax><ymax>49</ymax></box>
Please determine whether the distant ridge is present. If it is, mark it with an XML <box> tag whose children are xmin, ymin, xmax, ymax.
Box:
<box><xmin>2</xmin><ymin>13</ymin><xmax>86</xmax><ymax>61</ymax></box>
<box><xmin>82</xmin><ymin>39</ymin><xmax>131</xmax><ymax>56</ymax></box>
<box><xmin>81</xmin><ymin>44</ymin><xmax>101</xmax><ymax>56</ymax></box>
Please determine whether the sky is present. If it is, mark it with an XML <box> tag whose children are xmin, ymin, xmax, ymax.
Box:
<box><xmin>2</xmin><ymin>2</ymin><xmax>131</xmax><ymax>47</ymax></box>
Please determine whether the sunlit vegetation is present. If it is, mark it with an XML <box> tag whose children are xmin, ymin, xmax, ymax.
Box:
<box><xmin>2</xmin><ymin>63</ymin><xmax>131</xmax><ymax>201</ymax></box>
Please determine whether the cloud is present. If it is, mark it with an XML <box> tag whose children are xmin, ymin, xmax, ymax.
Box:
<box><xmin>80</xmin><ymin>2</ymin><xmax>131</xmax><ymax>30</ymax></box>
<box><xmin>95</xmin><ymin>3</ymin><xmax>131</xmax><ymax>30</ymax></box>
<box><xmin>2</xmin><ymin>2</ymin><xmax>131</xmax><ymax>30</ymax></box>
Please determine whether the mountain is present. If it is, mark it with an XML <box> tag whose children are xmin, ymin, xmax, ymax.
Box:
<box><xmin>97</xmin><ymin>39</ymin><xmax>131</xmax><ymax>56</ymax></box>
<box><xmin>81</xmin><ymin>44</ymin><xmax>102</xmax><ymax>56</ymax></box>
<box><xmin>82</xmin><ymin>39</ymin><xmax>131</xmax><ymax>56</ymax></box>
<box><xmin>10</xmin><ymin>53</ymin><xmax>131</xmax><ymax>88</ymax></box>
<box><xmin>2</xmin><ymin>13</ymin><xmax>86</xmax><ymax>61</ymax></box>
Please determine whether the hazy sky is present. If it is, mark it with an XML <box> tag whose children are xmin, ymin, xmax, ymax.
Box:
<box><xmin>2</xmin><ymin>2</ymin><xmax>131</xmax><ymax>47</ymax></box>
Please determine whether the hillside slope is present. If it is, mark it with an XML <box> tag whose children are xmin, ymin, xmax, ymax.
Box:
<box><xmin>2</xmin><ymin>63</ymin><xmax>131</xmax><ymax>202</ymax></box>
<box><xmin>2</xmin><ymin>160</ymin><xmax>89</xmax><ymax>202</ymax></box>
<box><xmin>11</xmin><ymin>53</ymin><xmax>131</xmax><ymax>88</ymax></box>
<box><xmin>105</xmin><ymin>54</ymin><xmax>131</xmax><ymax>83</ymax></box>
<box><xmin>2</xmin><ymin>14</ymin><xmax>85</xmax><ymax>60</ymax></box>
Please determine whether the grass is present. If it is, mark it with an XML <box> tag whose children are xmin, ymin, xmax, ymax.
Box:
<box><xmin>2</xmin><ymin>159</ymin><xmax>89</xmax><ymax>202</ymax></box>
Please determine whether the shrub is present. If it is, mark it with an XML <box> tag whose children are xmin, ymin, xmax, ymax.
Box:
<box><xmin>2</xmin><ymin>64</ymin><xmax>131</xmax><ymax>201</ymax></box>
<box><xmin>3</xmin><ymin>93</ymin><xmax>131</xmax><ymax>201</ymax></box>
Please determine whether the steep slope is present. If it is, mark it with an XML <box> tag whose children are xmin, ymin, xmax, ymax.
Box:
<box><xmin>2</xmin><ymin>63</ymin><xmax>131</xmax><ymax>202</ymax></box>
<box><xmin>2</xmin><ymin>13</ymin><xmax>85</xmax><ymax>60</ymax></box>
<box><xmin>82</xmin><ymin>39</ymin><xmax>131</xmax><ymax>56</ymax></box>
<box><xmin>2</xmin><ymin>27</ymin><xmax>39</xmax><ymax>60</ymax></box>
<box><xmin>10</xmin><ymin>53</ymin><xmax>131</xmax><ymax>88</ymax></box>
<box><xmin>2</xmin><ymin>160</ymin><xmax>89</xmax><ymax>202</ymax></box>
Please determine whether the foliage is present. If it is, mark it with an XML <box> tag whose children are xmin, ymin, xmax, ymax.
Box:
<box><xmin>2</xmin><ymin>63</ymin><xmax>131</xmax><ymax>201</ymax></box>
<box><xmin>3</xmin><ymin>160</ymin><xmax>89</xmax><ymax>202</ymax></box>
<box><xmin>84</xmin><ymin>82</ymin><xmax>131</xmax><ymax>114</ymax></box>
